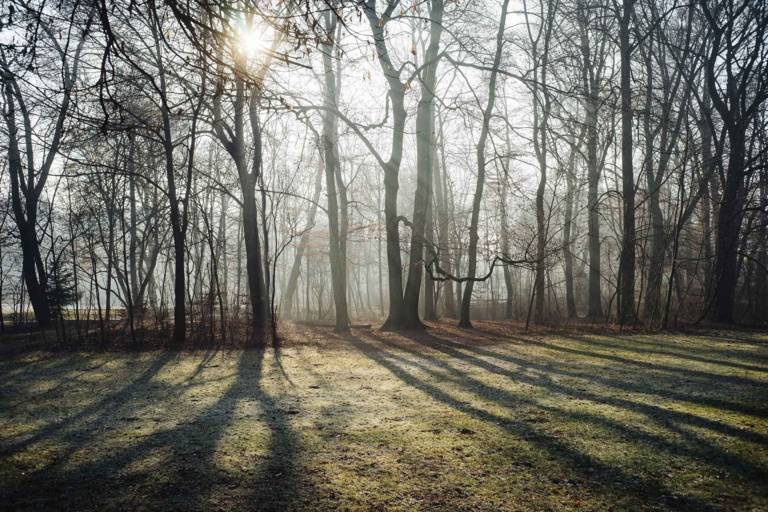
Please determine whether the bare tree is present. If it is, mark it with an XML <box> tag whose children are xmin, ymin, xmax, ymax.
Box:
<box><xmin>1</xmin><ymin>1</ymin><xmax>92</xmax><ymax>326</ymax></box>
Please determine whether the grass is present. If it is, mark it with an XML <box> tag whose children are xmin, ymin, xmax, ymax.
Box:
<box><xmin>1</xmin><ymin>322</ymin><xmax>767</xmax><ymax>511</ymax></box>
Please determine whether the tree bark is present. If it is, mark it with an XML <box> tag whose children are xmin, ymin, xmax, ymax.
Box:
<box><xmin>577</xmin><ymin>6</ymin><xmax>605</xmax><ymax>320</ymax></box>
<box><xmin>321</xmin><ymin>11</ymin><xmax>350</xmax><ymax>332</ymax></box>
<box><xmin>434</xmin><ymin>115</ymin><xmax>456</xmax><ymax>317</ymax></box>
<box><xmin>402</xmin><ymin>0</ymin><xmax>444</xmax><ymax>328</ymax></box>
<box><xmin>459</xmin><ymin>0</ymin><xmax>509</xmax><ymax>328</ymax></box>
<box><xmin>618</xmin><ymin>0</ymin><xmax>636</xmax><ymax>325</ymax></box>
<box><xmin>363</xmin><ymin>0</ymin><xmax>408</xmax><ymax>329</ymax></box>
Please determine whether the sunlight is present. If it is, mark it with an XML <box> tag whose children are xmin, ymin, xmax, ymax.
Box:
<box><xmin>233</xmin><ymin>18</ymin><xmax>268</xmax><ymax>60</ymax></box>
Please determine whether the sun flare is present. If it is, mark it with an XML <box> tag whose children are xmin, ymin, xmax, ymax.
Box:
<box><xmin>237</xmin><ymin>27</ymin><xmax>264</xmax><ymax>56</ymax></box>
<box><xmin>233</xmin><ymin>19</ymin><xmax>268</xmax><ymax>59</ymax></box>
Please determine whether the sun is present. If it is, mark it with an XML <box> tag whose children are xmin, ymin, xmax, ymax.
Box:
<box><xmin>237</xmin><ymin>26</ymin><xmax>264</xmax><ymax>57</ymax></box>
<box><xmin>232</xmin><ymin>17</ymin><xmax>268</xmax><ymax>59</ymax></box>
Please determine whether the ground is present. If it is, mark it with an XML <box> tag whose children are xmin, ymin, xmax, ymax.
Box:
<box><xmin>1</xmin><ymin>323</ymin><xmax>767</xmax><ymax>511</ymax></box>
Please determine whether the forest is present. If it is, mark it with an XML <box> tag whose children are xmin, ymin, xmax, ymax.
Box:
<box><xmin>0</xmin><ymin>0</ymin><xmax>767</xmax><ymax>510</ymax></box>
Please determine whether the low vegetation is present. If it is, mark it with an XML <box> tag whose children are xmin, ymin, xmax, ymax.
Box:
<box><xmin>2</xmin><ymin>324</ymin><xmax>766</xmax><ymax>511</ymax></box>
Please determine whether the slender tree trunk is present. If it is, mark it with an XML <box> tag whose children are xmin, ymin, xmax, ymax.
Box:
<box><xmin>423</xmin><ymin>184</ymin><xmax>437</xmax><ymax>321</ymax></box>
<box><xmin>642</xmin><ymin>60</ymin><xmax>664</xmax><ymax>325</ymax></box>
<box><xmin>434</xmin><ymin>115</ymin><xmax>456</xmax><ymax>317</ymax></box>
<box><xmin>363</xmin><ymin>3</ymin><xmax>408</xmax><ymax>330</ymax></box>
<box><xmin>563</xmin><ymin>158</ymin><xmax>577</xmax><ymax>318</ymax></box>
<box><xmin>212</xmin><ymin>56</ymin><xmax>270</xmax><ymax>340</ymax></box>
<box><xmin>150</xmin><ymin>10</ymin><xmax>190</xmax><ymax>345</ymax></box>
<box><xmin>500</xmin><ymin>110</ymin><xmax>515</xmax><ymax>319</ymax></box>
<box><xmin>526</xmin><ymin>0</ymin><xmax>556</xmax><ymax>325</ymax></box>
<box><xmin>460</xmin><ymin>0</ymin><xmax>509</xmax><ymax>328</ymax></box>
<box><xmin>577</xmin><ymin>8</ymin><xmax>604</xmax><ymax>320</ymax></box>
<box><xmin>700</xmin><ymin>93</ymin><xmax>715</xmax><ymax>301</ymax></box>
<box><xmin>2</xmin><ymin>83</ymin><xmax>52</xmax><ymax>326</ymax></box>
<box><xmin>321</xmin><ymin>12</ymin><xmax>350</xmax><ymax>332</ymax></box>
<box><xmin>284</xmin><ymin>156</ymin><xmax>324</xmax><ymax>317</ymax></box>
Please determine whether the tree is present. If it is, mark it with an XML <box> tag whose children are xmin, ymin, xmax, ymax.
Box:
<box><xmin>459</xmin><ymin>0</ymin><xmax>510</xmax><ymax>328</ymax></box>
<box><xmin>210</xmin><ymin>12</ymin><xmax>283</xmax><ymax>340</ymax></box>
<box><xmin>575</xmin><ymin>0</ymin><xmax>611</xmax><ymax>320</ymax></box>
<box><xmin>361</xmin><ymin>0</ymin><xmax>409</xmax><ymax>329</ymax></box>
<box><xmin>701</xmin><ymin>0</ymin><xmax>768</xmax><ymax>323</ymax></box>
<box><xmin>0</xmin><ymin>1</ymin><xmax>92</xmax><ymax>326</ymax></box>
<box><xmin>616</xmin><ymin>0</ymin><xmax>636</xmax><ymax>325</ymax></box>
<box><xmin>402</xmin><ymin>0</ymin><xmax>444</xmax><ymax>328</ymax></box>
<box><xmin>524</xmin><ymin>0</ymin><xmax>559</xmax><ymax>324</ymax></box>
<box><xmin>320</xmin><ymin>9</ymin><xmax>351</xmax><ymax>332</ymax></box>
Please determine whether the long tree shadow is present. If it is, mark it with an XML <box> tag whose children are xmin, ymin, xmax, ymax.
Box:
<box><xmin>572</xmin><ymin>334</ymin><xmax>768</xmax><ymax>373</ymax></box>
<box><xmin>459</xmin><ymin>327</ymin><xmax>766</xmax><ymax>389</ymax></box>
<box><xmin>392</xmin><ymin>330</ymin><xmax>768</xmax><ymax>460</ymax></box>
<box><xmin>432</xmin><ymin>329</ymin><xmax>768</xmax><ymax>421</ymax></box>
<box><xmin>0</xmin><ymin>352</ymin><xmax>101</xmax><ymax>387</ymax></box>
<box><xmin>444</xmin><ymin>327</ymin><xmax>768</xmax><ymax>418</ymax></box>
<box><xmin>1</xmin><ymin>351</ymin><xmax>177</xmax><ymax>458</ymax></box>
<box><xmin>343</xmin><ymin>329</ymin><xmax>767</xmax><ymax>511</ymax></box>
<box><xmin>442</xmin><ymin>323</ymin><xmax>768</xmax><ymax>367</ymax></box>
<box><xmin>1</xmin><ymin>349</ymin><xmax>305</xmax><ymax>511</ymax></box>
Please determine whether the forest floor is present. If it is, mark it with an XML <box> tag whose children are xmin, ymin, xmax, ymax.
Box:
<box><xmin>1</xmin><ymin>322</ymin><xmax>767</xmax><ymax>511</ymax></box>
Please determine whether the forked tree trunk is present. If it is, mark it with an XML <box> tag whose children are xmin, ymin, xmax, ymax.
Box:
<box><xmin>402</xmin><ymin>0</ymin><xmax>444</xmax><ymax>329</ymax></box>
<box><xmin>362</xmin><ymin>1</ymin><xmax>410</xmax><ymax>330</ymax></box>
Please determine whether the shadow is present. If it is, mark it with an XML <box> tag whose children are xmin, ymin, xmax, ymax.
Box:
<box><xmin>0</xmin><ymin>352</ymin><xmax>92</xmax><ymax>383</ymax></box>
<box><xmin>461</xmin><ymin>321</ymin><xmax>768</xmax><ymax>368</ymax></box>
<box><xmin>1</xmin><ymin>352</ymin><xmax>177</xmax><ymax>457</ymax></box>
<box><xmin>0</xmin><ymin>349</ymin><xmax>305</xmax><ymax>511</ymax></box>
<box><xmin>3</xmin><ymin>326</ymin><xmax>766</xmax><ymax>510</ymax></box>
<box><xmin>497</xmin><ymin>333</ymin><xmax>767</xmax><ymax>389</ymax></box>
<box><xmin>271</xmin><ymin>333</ymin><xmax>295</xmax><ymax>387</ymax></box>
<box><xmin>424</xmin><ymin>329</ymin><xmax>768</xmax><ymax>420</ymax></box>
<box><xmin>343</xmin><ymin>329</ymin><xmax>767</xmax><ymax>511</ymax></box>
<box><xmin>681</xmin><ymin>331</ymin><xmax>768</xmax><ymax>345</ymax></box>
<box><xmin>397</xmin><ymin>330</ymin><xmax>768</xmax><ymax>449</ymax></box>
<box><xmin>585</xmin><ymin>334</ymin><xmax>768</xmax><ymax>372</ymax></box>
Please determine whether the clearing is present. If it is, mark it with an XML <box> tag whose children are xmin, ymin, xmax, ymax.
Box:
<box><xmin>1</xmin><ymin>324</ymin><xmax>767</xmax><ymax>511</ymax></box>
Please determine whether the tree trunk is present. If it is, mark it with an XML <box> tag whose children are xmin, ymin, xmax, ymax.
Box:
<box><xmin>578</xmin><ymin>8</ymin><xmax>605</xmax><ymax>320</ymax></box>
<box><xmin>363</xmin><ymin>3</ymin><xmax>408</xmax><ymax>330</ymax></box>
<box><xmin>2</xmin><ymin>82</ymin><xmax>52</xmax><ymax>326</ymax></box>
<box><xmin>402</xmin><ymin>0</ymin><xmax>443</xmax><ymax>328</ymax></box>
<box><xmin>563</xmin><ymin>157</ymin><xmax>577</xmax><ymax>318</ymax></box>
<box><xmin>423</xmin><ymin>185</ymin><xmax>437</xmax><ymax>321</ymax></box>
<box><xmin>321</xmin><ymin>11</ymin><xmax>350</xmax><ymax>332</ymax></box>
<box><xmin>434</xmin><ymin>115</ymin><xmax>456</xmax><ymax>317</ymax></box>
<box><xmin>459</xmin><ymin>0</ymin><xmax>509</xmax><ymax>328</ymax></box>
<box><xmin>700</xmin><ymin>91</ymin><xmax>715</xmax><ymax>301</ymax></box>
<box><xmin>527</xmin><ymin>0</ymin><xmax>556</xmax><ymax>325</ymax></box>
<box><xmin>712</xmin><ymin>129</ymin><xmax>746</xmax><ymax>323</ymax></box>
<box><xmin>283</xmin><ymin>157</ymin><xmax>324</xmax><ymax>317</ymax></box>
<box><xmin>641</xmin><ymin>59</ymin><xmax>663</xmax><ymax>325</ymax></box>
<box><xmin>500</xmin><ymin>107</ymin><xmax>515</xmax><ymax>319</ymax></box>
<box><xmin>242</xmin><ymin>188</ymin><xmax>268</xmax><ymax>331</ymax></box>
<box><xmin>618</xmin><ymin>0</ymin><xmax>636</xmax><ymax>325</ymax></box>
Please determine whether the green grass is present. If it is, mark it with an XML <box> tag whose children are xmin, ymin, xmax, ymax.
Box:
<box><xmin>1</xmin><ymin>323</ymin><xmax>767</xmax><ymax>511</ymax></box>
